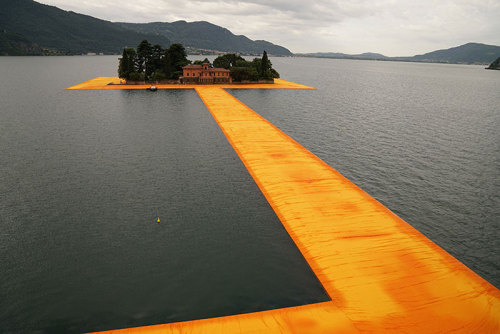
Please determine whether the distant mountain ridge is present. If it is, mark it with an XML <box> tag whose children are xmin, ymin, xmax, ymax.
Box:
<box><xmin>118</xmin><ymin>21</ymin><xmax>292</xmax><ymax>56</ymax></box>
<box><xmin>297</xmin><ymin>43</ymin><xmax>500</xmax><ymax>65</ymax></box>
<box><xmin>296</xmin><ymin>51</ymin><xmax>388</xmax><ymax>60</ymax></box>
<box><xmin>0</xmin><ymin>0</ymin><xmax>291</xmax><ymax>56</ymax></box>
<box><xmin>408</xmin><ymin>43</ymin><xmax>500</xmax><ymax>64</ymax></box>
<box><xmin>0</xmin><ymin>0</ymin><xmax>170</xmax><ymax>55</ymax></box>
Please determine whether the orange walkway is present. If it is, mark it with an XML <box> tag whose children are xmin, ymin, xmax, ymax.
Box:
<box><xmin>65</xmin><ymin>77</ymin><xmax>313</xmax><ymax>90</ymax></box>
<box><xmin>86</xmin><ymin>85</ymin><xmax>500</xmax><ymax>333</ymax></box>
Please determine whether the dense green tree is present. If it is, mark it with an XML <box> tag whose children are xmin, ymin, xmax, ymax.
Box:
<box><xmin>162</xmin><ymin>49</ymin><xmax>172</xmax><ymax>80</ymax></box>
<box><xmin>129</xmin><ymin>72</ymin><xmax>145</xmax><ymax>81</ymax></box>
<box><xmin>230</xmin><ymin>67</ymin><xmax>259</xmax><ymax>82</ymax></box>
<box><xmin>212</xmin><ymin>51</ymin><xmax>279</xmax><ymax>82</ymax></box>
<box><xmin>270</xmin><ymin>67</ymin><xmax>280</xmax><ymax>79</ymax></box>
<box><xmin>151</xmin><ymin>45</ymin><xmax>164</xmax><ymax>68</ymax></box>
<box><xmin>118</xmin><ymin>40</ymin><xmax>192</xmax><ymax>81</ymax></box>
<box><xmin>260</xmin><ymin>50</ymin><xmax>272</xmax><ymax>79</ymax></box>
<box><xmin>118</xmin><ymin>48</ymin><xmax>129</xmax><ymax>79</ymax></box>
<box><xmin>251</xmin><ymin>58</ymin><xmax>262</xmax><ymax>75</ymax></box>
<box><xmin>118</xmin><ymin>48</ymin><xmax>137</xmax><ymax>80</ymax></box>
<box><xmin>486</xmin><ymin>56</ymin><xmax>500</xmax><ymax>70</ymax></box>
<box><xmin>234</xmin><ymin>59</ymin><xmax>253</xmax><ymax>67</ymax></box>
<box><xmin>167</xmin><ymin>43</ymin><xmax>190</xmax><ymax>79</ymax></box>
<box><xmin>136</xmin><ymin>39</ymin><xmax>153</xmax><ymax>79</ymax></box>
<box><xmin>213</xmin><ymin>53</ymin><xmax>245</xmax><ymax>69</ymax></box>
<box><xmin>193</xmin><ymin>58</ymin><xmax>211</xmax><ymax>65</ymax></box>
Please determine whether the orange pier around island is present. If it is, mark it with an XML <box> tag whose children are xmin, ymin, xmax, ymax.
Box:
<box><xmin>65</xmin><ymin>77</ymin><xmax>314</xmax><ymax>90</ymax></box>
<box><xmin>71</xmin><ymin>80</ymin><xmax>500</xmax><ymax>333</ymax></box>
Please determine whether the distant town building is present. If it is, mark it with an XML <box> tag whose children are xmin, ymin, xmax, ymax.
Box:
<box><xmin>180</xmin><ymin>62</ymin><xmax>232</xmax><ymax>84</ymax></box>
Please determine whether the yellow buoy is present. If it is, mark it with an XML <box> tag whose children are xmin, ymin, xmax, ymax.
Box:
<box><xmin>157</xmin><ymin>217</ymin><xmax>160</xmax><ymax>224</ymax></box>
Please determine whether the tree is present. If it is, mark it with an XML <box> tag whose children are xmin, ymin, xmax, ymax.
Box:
<box><xmin>193</xmin><ymin>59</ymin><xmax>209</xmax><ymax>65</ymax></box>
<box><xmin>118</xmin><ymin>48</ymin><xmax>129</xmax><ymax>79</ymax></box>
<box><xmin>213</xmin><ymin>53</ymin><xmax>245</xmax><ymax>69</ymax></box>
<box><xmin>151</xmin><ymin>44</ymin><xmax>164</xmax><ymax>69</ymax></box>
<box><xmin>212</xmin><ymin>51</ymin><xmax>279</xmax><ymax>81</ymax></box>
<box><xmin>230</xmin><ymin>67</ymin><xmax>259</xmax><ymax>82</ymax></box>
<box><xmin>136</xmin><ymin>39</ymin><xmax>153</xmax><ymax>79</ymax></box>
<box><xmin>234</xmin><ymin>59</ymin><xmax>252</xmax><ymax>68</ymax></box>
<box><xmin>251</xmin><ymin>58</ymin><xmax>262</xmax><ymax>76</ymax></box>
<box><xmin>193</xmin><ymin>58</ymin><xmax>211</xmax><ymax>65</ymax></box>
<box><xmin>260</xmin><ymin>50</ymin><xmax>272</xmax><ymax>79</ymax></box>
<box><xmin>118</xmin><ymin>48</ymin><xmax>137</xmax><ymax>80</ymax></box>
<box><xmin>166</xmin><ymin>43</ymin><xmax>190</xmax><ymax>79</ymax></box>
<box><xmin>486</xmin><ymin>56</ymin><xmax>500</xmax><ymax>70</ymax></box>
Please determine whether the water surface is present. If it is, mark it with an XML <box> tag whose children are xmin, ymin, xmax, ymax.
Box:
<box><xmin>233</xmin><ymin>57</ymin><xmax>500</xmax><ymax>289</ymax></box>
<box><xmin>0</xmin><ymin>56</ymin><xmax>328</xmax><ymax>333</ymax></box>
<box><xmin>1</xmin><ymin>55</ymin><xmax>499</xmax><ymax>333</ymax></box>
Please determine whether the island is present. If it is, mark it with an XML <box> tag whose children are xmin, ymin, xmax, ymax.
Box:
<box><xmin>118</xmin><ymin>40</ymin><xmax>279</xmax><ymax>84</ymax></box>
<box><xmin>486</xmin><ymin>56</ymin><xmax>500</xmax><ymax>70</ymax></box>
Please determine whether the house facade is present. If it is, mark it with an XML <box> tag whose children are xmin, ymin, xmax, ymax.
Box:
<box><xmin>180</xmin><ymin>62</ymin><xmax>232</xmax><ymax>84</ymax></box>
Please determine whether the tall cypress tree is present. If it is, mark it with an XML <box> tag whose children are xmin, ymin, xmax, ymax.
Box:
<box><xmin>260</xmin><ymin>50</ymin><xmax>272</xmax><ymax>79</ymax></box>
<box><xmin>118</xmin><ymin>48</ymin><xmax>128</xmax><ymax>79</ymax></box>
<box><xmin>118</xmin><ymin>47</ymin><xmax>138</xmax><ymax>80</ymax></box>
<box><xmin>162</xmin><ymin>49</ymin><xmax>172</xmax><ymax>80</ymax></box>
<box><xmin>136</xmin><ymin>40</ymin><xmax>153</xmax><ymax>79</ymax></box>
<box><xmin>166</xmin><ymin>43</ymin><xmax>190</xmax><ymax>79</ymax></box>
<box><xmin>151</xmin><ymin>44</ymin><xmax>164</xmax><ymax>73</ymax></box>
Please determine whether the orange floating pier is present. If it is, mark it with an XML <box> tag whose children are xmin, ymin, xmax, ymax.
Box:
<box><xmin>65</xmin><ymin>77</ymin><xmax>313</xmax><ymax>90</ymax></box>
<box><xmin>70</xmin><ymin>79</ymin><xmax>500</xmax><ymax>333</ymax></box>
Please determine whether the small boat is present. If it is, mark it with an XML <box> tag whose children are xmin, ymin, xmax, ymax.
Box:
<box><xmin>147</xmin><ymin>85</ymin><xmax>158</xmax><ymax>91</ymax></box>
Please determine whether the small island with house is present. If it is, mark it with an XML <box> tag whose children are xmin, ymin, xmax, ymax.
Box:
<box><xmin>118</xmin><ymin>40</ymin><xmax>279</xmax><ymax>85</ymax></box>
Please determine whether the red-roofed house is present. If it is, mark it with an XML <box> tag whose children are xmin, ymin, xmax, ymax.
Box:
<box><xmin>180</xmin><ymin>62</ymin><xmax>232</xmax><ymax>84</ymax></box>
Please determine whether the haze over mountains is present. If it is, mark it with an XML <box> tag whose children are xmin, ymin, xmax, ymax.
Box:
<box><xmin>1</xmin><ymin>0</ymin><xmax>498</xmax><ymax>64</ymax></box>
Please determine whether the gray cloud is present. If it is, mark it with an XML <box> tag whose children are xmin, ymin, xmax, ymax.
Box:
<box><xmin>38</xmin><ymin>0</ymin><xmax>500</xmax><ymax>55</ymax></box>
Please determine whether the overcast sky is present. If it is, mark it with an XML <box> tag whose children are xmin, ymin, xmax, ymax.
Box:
<box><xmin>38</xmin><ymin>0</ymin><xmax>500</xmax><ymax>56</ymax></box>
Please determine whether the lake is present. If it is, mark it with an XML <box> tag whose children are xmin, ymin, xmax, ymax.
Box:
<box><xmin>0</xmin><ymin>55</ymin><xmax>499</xmax><ymax>333</ymax></box>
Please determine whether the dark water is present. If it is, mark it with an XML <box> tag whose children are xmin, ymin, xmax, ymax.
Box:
<box><xmin>1</xmin><ymin>56</ymin><xmax>499</xmax><ymax>333</ymax></box>
<box><xmin>0</xmin><ymin>56</ymin><xmax>328</xmax><ymax>333</ymax></box>
<box><xmin>233</xmin><ymin>56</ymin><xmax>500</xmax><ymax>290</ymax></box>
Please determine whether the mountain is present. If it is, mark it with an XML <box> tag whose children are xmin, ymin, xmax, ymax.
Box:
<box><xmin>0</xmin><ymin>0</ymin><xmax>170</xmax><ymax>55</ymax></box>
<box><xmin>0</xmin><ymin>30</ymin><xmax>56</xmax><ymax>55</ymax></box>
<box><xmin>0</xmin><ymin>0</ymin><xmax>291</xmax><ymax>56</ymax></box>
<box><xmin>298</xmin><ymin>43</ymin><xmax>500</xmax><ymax>65</ymax></box>
<box><xmin>406</xmin><ymin>43</ymin><xmax>500</xmax><ymax>64</ymax></box>
<box><xmin>117</xmin><ymin>21</ymin><xmax>292</xmax><ymax>56</ymax></box>
<box><xmin>295</xmin><ymin>51</ymin><xmax>388</xmax><ymax>60</ymax></box>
